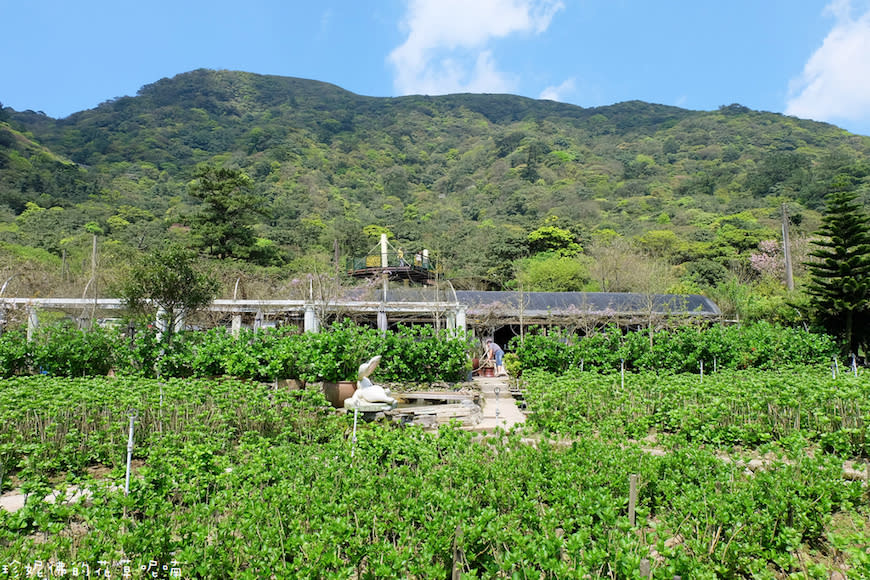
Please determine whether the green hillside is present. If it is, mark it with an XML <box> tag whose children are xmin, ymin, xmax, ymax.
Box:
<box><xmin>2</xmin><ymin>69</ymin><xmax>869</xmax><ymax>320</ymax></box>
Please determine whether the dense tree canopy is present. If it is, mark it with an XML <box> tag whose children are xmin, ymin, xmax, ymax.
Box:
<box><xmin>0</xmin><ymin>69</ymin><xmax>869</xmax><ymax>321</ymax></box>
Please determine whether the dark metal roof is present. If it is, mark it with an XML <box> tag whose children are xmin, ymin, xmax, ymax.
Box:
<box><xmin>344</xmin><ymin>288</ymin><xmax>720</xmax><ymax>317</ymax></box>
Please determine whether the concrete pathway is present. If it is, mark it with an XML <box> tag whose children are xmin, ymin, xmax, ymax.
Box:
<box><xmin>469</xmin><ymin>375</ymin><xmax>526</xmax><ymax>432</ymax></box>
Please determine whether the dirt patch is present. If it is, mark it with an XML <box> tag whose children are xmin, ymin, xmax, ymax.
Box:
<box><xmin>0</xmin><ymin>490</ymin><xmax>26</xmax><ymax>513</ymax></box>
<box><xmin>0</xmin><ymin>461</ymin><xmax>145</xmax><ymax>513</ymax></box>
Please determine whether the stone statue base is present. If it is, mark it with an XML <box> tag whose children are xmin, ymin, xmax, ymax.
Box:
<box><xmin>344</xmin><ymin>400</ymin><xmax>395</xmax><ymax>412</ymax></box>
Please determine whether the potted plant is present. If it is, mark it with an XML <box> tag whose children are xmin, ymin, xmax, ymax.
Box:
<box><xmin>302</xmin><ymin>321</ymin><xmax>376</xmax><ymax>408</ymax></box>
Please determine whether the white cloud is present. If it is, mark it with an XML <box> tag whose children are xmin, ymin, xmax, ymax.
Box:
<box><xmin>389</xmin><ymin>0</ymin><xmax>564</xmax><ymax>95</ymax></box>
<box><xmin>319</xmin><ymin>9</ymin><xmax>333</xmax><ymax>37</ymax></box>
<box><xmin>539</xmin><ymin>78</ymin><xmax>575</xmax><ymax>102</ymax></box>
<box><xmin>785</xmin><ymin>0</ymin><xmax>870</xmax><ymax>126</ymax></box>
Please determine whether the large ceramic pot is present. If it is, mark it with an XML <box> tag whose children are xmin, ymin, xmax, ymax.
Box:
<box><xmin>322</xmin><ymin>381</ymin><xmax>357</xmax><ymax>408</ymax></box>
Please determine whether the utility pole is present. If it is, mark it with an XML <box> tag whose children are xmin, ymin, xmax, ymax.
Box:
<box><xmin>782</xmin><ymin>203</ymin><xmax>794</xmax><ymax>291</ymax></box>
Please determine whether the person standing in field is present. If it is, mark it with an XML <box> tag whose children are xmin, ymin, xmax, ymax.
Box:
<box><xmin>485</xmin><ymin>339</ymin><xmax>506</xmax><ymax>377</ymax></box>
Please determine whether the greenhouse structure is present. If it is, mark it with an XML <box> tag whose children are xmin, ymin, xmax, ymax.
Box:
<box><xmin>2</xmin><ymin>288</ymin><xmax>720</xmax><ymax>343</ymax></box>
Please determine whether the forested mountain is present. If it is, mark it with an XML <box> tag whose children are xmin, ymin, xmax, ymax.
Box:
<box><xmin>2</xmin><ymin>69</ymin><xmax>869</xmax><ymax>318</ymax></box>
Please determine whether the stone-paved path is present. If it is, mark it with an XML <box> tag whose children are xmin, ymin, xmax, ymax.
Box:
<box><xmin>469</xmin><ymin>375</ymin><xmax>526</xmax><ymax>432</ymax></box>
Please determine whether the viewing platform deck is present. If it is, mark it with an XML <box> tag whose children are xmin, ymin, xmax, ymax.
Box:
<box><xmin>348</xmin><ymin>263</ymin><xmax>435</xmax><ymax>284</ymax></box>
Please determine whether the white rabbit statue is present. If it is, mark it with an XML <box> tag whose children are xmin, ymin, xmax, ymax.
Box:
<box><xmin>344</xmin><ymin>355</ymin><xmax>397</xmax><ymax>409</ymax></box>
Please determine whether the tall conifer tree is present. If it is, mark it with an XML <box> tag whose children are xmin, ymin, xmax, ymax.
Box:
<box><xmin>189</xmin><ymin>166</ymin><xmax>268</xmax><ymax>260</ymax></box>
<box><xmin>805</xmin><ymin>178</ymin><xmax>870</xmax><ymax>356</ymax></box>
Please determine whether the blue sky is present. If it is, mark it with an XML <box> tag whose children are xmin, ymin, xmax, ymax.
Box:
<box><xmin>3</xmin><ymin>0</ymin><xmax>870</xmax><ymax>135</ymax></box>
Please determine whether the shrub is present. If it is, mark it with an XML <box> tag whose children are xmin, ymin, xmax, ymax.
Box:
<box><xmin>30</xmin><ymin>323</ymin><xmax>116</xmax><ymax>377</ymax></box>
<box><xmin>0</xmin><ymin>328</ymin><xmax>30</xmax><ymax>377</ymax></box>
<box><xmin>510</xmin><ymin>322</ymin><xmax>838</xmax><ymax>373</ymax></box>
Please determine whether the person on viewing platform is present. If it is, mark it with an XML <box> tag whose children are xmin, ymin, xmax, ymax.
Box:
<box><xmin>485</xmin><ymin>339</ymin><xmax>506</xmax><ymax>377</ymax></box>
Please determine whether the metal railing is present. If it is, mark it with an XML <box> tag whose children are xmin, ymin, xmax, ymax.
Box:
<box><xmin>351</xmin><ymin>251</ymin><xmax>434</xmax><ymax>271</ymax></box>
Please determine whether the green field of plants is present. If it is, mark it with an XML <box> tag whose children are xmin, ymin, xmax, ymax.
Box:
<box><xmin>522</xmin><ymin>367</ymin><xmax>870</xmax><ymax>455</ymax></box>
<box><xmin>0</xmin><ymin>323</ymin><xmax>868</xmax><ymax>578</ymax></box>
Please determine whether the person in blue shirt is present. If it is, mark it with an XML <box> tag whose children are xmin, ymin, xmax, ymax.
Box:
<box><xmin>485</xmin><ymin>339</ymin><xmax>506</xmax><ymax>377</ymax></box>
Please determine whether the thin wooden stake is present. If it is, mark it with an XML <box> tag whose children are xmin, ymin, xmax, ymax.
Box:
<box><xmin>620</xmin><ymin>359</ymin><xmax>625</xmax><ymax>390</ymax></box>
<box><xmin>629</xmin><ymin>474</ymin><xmax>638</xmax><ymax>527</ymax></box>
<box><xmin>452</xmin><ymin>525</ymin><xmax>464</xmax><ymax>580</ymax></box>
<box><xmin>639</xmin><ymin>558</ymin><xmax>651</xmax><ymax>579</ymax></box>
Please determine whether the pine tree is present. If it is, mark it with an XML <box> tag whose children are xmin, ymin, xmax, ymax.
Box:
<box><xmin>805</xmin><ymin>179</ymin><xmax>870</xmax><ymax>356</ymax></box>
<box><xmin>189</xmin><ymin>166</ymin><xmax>268</xmax><ymax>260</ymax></box>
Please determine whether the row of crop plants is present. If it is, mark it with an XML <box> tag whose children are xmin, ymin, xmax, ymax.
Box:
<box><xmin>520</xmin><ymin>367</ymin><xmax>870</xmax><ymax>457</ymax></box>
<box><xmin>506</xmin><ymin>320</ymin><xmax>840</xmax><ymax>374</ymax></box>
<box><xmin>0</xmin><ymin>319</ymin><xmax>843</xmax><ymax>381</ymax></box>
<box><xmin>0</xmin><ymin>366</ymin><xmax>868</xmax><ymax>576</ymax></box>
<box><xmin>0</xmin><ymin>321</ymin><xmax>867</xmax><ymax>576</ymax></box>
<box><xmin>0</xmin><ymin>320</ymin><xmax>471</xmax><ymax>383</ymax></box>
<box><xmin>4</xmin><ymin>367</ymin><xmax>865</xmax><ymax>486</ymax></box>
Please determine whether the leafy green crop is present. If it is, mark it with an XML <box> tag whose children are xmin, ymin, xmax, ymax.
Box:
<box><xmin>509</xmin><ymin>322</ymin><xmax>839</xmax><ymax>374</ymax></box>
<box><xmin>1</xmin><ymin>320</ymin><xmax>474</xmax><ymax>384</ymax></box>
<box><xmin>0</xmin><ymin>375</ymin><xmax>338</xmax><ymax>482</ymax></box>
<box><xmin>522</xmin><ymin>366</ymin><xmax>870</xmax><ymax>458</ymax></box>
<box><xmin>0</xmin><ymin>401</ymin><xmax>864</xmax><ymax>577</ymax></box>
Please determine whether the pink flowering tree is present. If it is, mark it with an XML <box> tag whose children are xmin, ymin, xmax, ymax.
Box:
<box><xmin>749</xmin><ymin>240</ymin><xmax>784</xmax><ymax>280</ymax></box>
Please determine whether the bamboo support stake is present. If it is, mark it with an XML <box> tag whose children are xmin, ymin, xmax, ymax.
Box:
<box><xmin>629</xmin><ymin>474</ymin><xmax>638</xmax><ymax>527</ymax></box>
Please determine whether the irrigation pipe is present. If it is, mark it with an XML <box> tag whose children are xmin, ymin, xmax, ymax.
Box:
<box><xmin>124</xmin><ymin>411</ymin><xmax>136</xmax><ymax>495</ymax></box>
<box><xmin>350</xmin><ymin>408</ymin><xmax>359</xmax><ymax>459</ymax></box>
